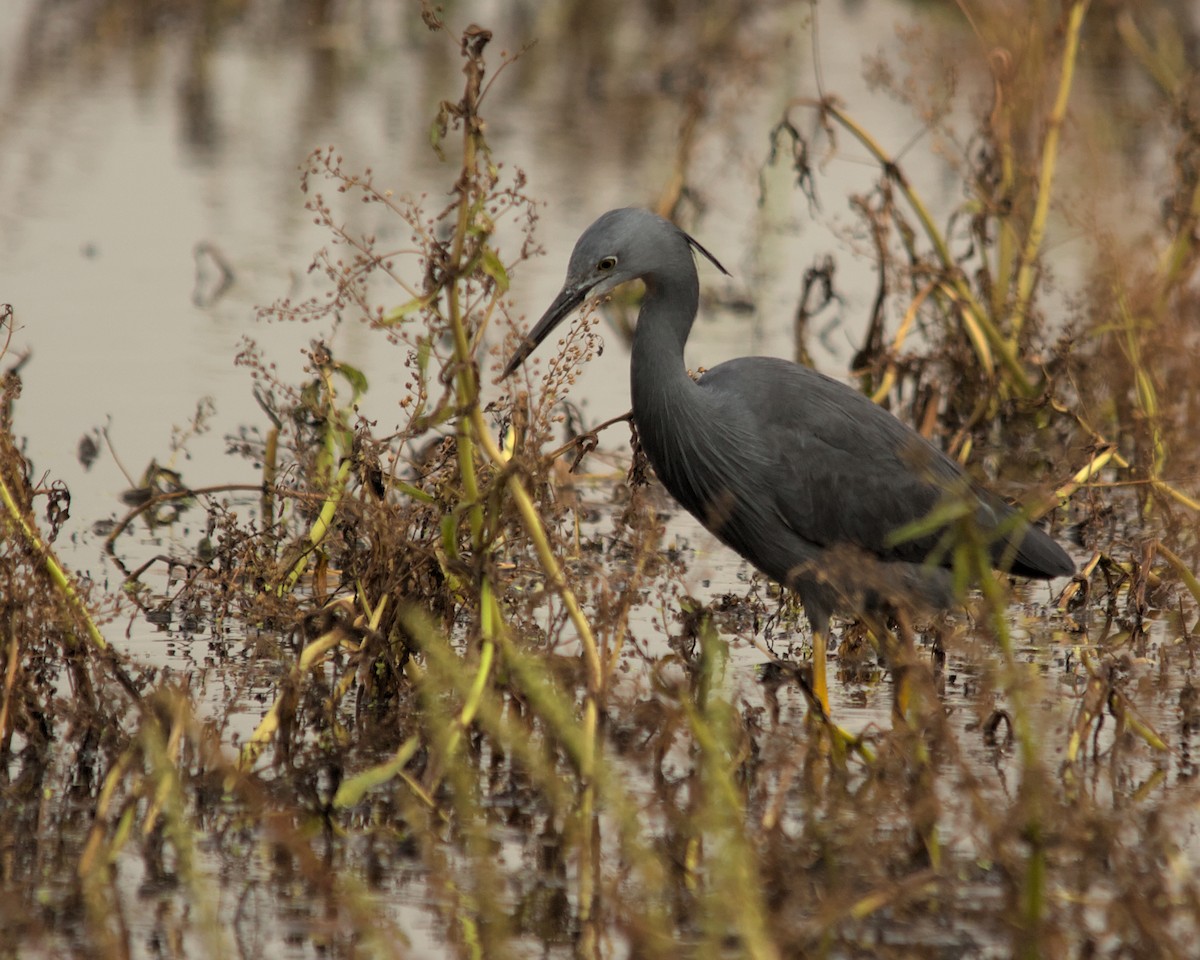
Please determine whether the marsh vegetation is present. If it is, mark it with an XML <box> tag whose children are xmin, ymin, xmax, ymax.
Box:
<box><xmin>2</xmin><ymin>1</ymin><xmax>1199</xmax><ymax>957</ymax></box>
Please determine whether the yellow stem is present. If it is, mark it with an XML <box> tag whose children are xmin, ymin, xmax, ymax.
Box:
<box><xmin>0</xmin><ymin>462</ymin><xmax>107</xmax><ymax>651</ymax></box>
<box><xmin>1011</xmin><ymin>0</ymin><xmax>1090</xmax><ymax>339</ymax></box>
<box><xmin>279</xmin><ymin>458</ymin><xmax>352</xmax><ymax>594</ymax></box>
<box><xmin>803</xmin><ymin>98</ymin><xmax>1038</xmax><ymax>393</ymax></box>
<box><xmin>469</xmin><ymin>403</ymin><xmax>604</xmax><ymax>692</ymax></box>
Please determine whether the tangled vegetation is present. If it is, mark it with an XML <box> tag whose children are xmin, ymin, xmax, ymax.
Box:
<box><xmin>2</xmin><ymin>2</ymin><xmax>1200</xmax><ymax>957</ymax></box>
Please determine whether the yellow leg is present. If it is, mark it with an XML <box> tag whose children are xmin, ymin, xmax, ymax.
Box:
<box><xmin>801</xmin><ymin>630</ymin><xmax>871</xmax><ymax>763</ymax></box>
<box><xmin>812</xmin><ymin>627</ymin><xmax>829</xmax><ymax>716</ymax></box>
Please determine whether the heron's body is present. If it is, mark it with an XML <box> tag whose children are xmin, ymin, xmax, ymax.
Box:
<box><xmin>504</xmin><ymin>208</ymin><xmax>1073</xmax><ymax>704</ymax></box>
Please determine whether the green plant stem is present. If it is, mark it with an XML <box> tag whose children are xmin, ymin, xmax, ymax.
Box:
<box><xmin>686</xmin><ymin>613</ymin><xmax>779</xmax><ymax>960</ymax></box>
<box><xmin>0</xmin><ymin>459</ymin><xmax>107</xmax><ymax>651</ymax></box>
<box><xmin>279</xmin><ymin>457</ymin><xmax>352</xmax><ymax>594</ymax></box>
<box><xmin>974</xmin><ymin>554</ymin><xmax>1046</xmax><ymax>956</ymax></box>
<box><xmin>444</xmin><ymin>40</ymin><xmax>487</xmax><ymax>549</ymax></box>
<box><xmin>1113</xmin><ymin>279</ymin><xmax>1166</xmax><ymax>485</ymax></box>
<box><xmin>435</xmin><ymin>30</ymin><xmax>605</xmax><ymax>936</ymax></box>
<box><xmin>238</xmin><ymin>625</ymin><xmax>347</xmax><ymax>769</ymax></box>
<box><xmin>448</xmin><ymin>320</ymin><xmax>485</xmax><ymax>548</ymax></box>
<box><xmin>429</xmin><ymin>575</ymin><xmax>499</xmax><ymax>770</ymax></box>
<box><xmin>504</xmin><ymin>468</ymin><xmax>604</xmax><ymax>688</ymax></box>
<box><xmin>1116</xmin><ymin>9</ymin><xmax>1183</xmax><ymax>95</ymax></box>
<box><xmin>467</xmin><ymin>577</ymin><xmax>499</xmax><ymax>713</ymax></box>
<box><xmin>405</xmin><ymin>605</ymin><xmax>678</xmax><ymax>953</ymax></box>
<box><xmin>316</xmin><ymin>360</ymin><xmax>340</xmax><ymax>483</ymax></box>
<box><xmin>435</xmin><ymin>29</ymin><xmax>604</xmax><ymax>937</ymax></box>
<box><xmin>466</xmin><ymin>400</ymin><xmax>604</xmax><ymax>691</ymax></box>
<box><xmin>333</xmin><ymin>736</ymin><xmax>421</xmax><ymax>809</ymax></box>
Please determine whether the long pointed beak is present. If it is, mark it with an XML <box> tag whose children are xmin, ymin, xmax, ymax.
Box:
<box><xmin>501</xmin><ymin>281</ymin><xmax>591</xmax><ymax>379</ymax></box>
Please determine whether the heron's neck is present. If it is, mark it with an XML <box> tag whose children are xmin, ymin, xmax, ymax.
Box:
<box><xmin>629</xmin><ymin>273</ymin><xmax>701</xmax><ymax>427</ymax></box>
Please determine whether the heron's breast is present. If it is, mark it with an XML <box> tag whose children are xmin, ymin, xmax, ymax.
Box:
<box><xmin>636</xmin><ymin>399</ymin><xmax>776</xmax><ymax>543</ymax></box>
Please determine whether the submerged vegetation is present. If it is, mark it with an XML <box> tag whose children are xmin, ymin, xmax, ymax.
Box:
<box><xmin>3</xmin><ymin>1</ymin><xmax>1200</xmax><ymax>957</ymax></box>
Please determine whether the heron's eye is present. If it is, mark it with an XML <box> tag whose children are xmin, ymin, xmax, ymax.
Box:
<box><xmin>597</xmin><ymin>256</ymin><xmax>617</xmax><ymax>272</ymax></box>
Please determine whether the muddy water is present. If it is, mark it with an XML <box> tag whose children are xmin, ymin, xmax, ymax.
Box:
<box><xmin>2</xmin><ymin>2</ymin><xmax>1197</xmax><ymax>958</ymax></box>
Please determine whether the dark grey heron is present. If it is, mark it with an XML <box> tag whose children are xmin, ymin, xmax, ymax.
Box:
<box><xmin>502</xmin><ymin>208</ymin><xmax>1074</xmax><ymax>713</ymax></box>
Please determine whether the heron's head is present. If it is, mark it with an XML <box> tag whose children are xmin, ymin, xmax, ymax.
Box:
<box><xmin>501</xmin><ymin>208</ymin><xmax>727</xmax><ymax>378</ymax></box>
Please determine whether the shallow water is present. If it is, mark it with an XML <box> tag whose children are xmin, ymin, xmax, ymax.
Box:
<box><xmin>3</xmin><ymin>2</ymin><xmax>1198</xmax><ymax>958</ymax></box>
